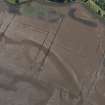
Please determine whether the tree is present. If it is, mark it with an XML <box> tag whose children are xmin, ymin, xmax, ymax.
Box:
<box><xmin>95</xmin><ymin>0</ymin><xmax>105</xmax><ymax>10</ymax></box>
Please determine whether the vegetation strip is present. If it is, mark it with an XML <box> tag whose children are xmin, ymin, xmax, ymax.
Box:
<box><xmin>81</xmin><ymin>0</ymin><xmax>105</xmax><ymax>19</ymax></box>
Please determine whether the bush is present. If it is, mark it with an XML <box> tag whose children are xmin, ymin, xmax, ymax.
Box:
<box><xmin>103</xmin><ymin>14</ymin><xmax>105</xmax><ymax>17</ymax></box>
<box><xmin>97</xmin><ymin>10</ymin><xmax>101</xmax><ymax>15</ymax></box>
<box><xmin>81</xmin><ymin>0</ymin><xmax>88</xmax><ymax>2</ymax></box>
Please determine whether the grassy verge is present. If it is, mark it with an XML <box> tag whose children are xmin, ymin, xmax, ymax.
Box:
<box><xmin>81</xmin><ymin>0</ymin><xmax>105</xmax><ymax>19</ymax></box>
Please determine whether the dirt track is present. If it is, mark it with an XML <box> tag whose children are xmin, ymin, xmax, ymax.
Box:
<box><xmin>0</xmin><ymin>1</ymin><xmax>105</xmax><ymax>105</ymax></box>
